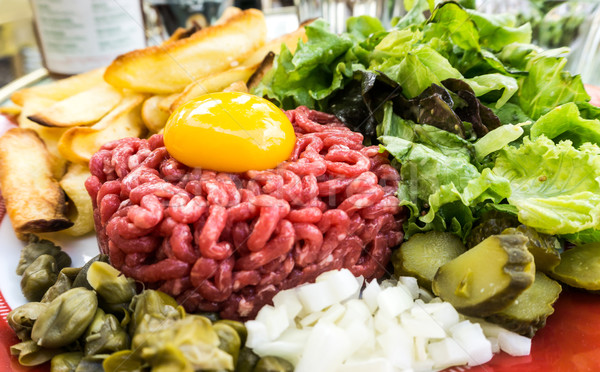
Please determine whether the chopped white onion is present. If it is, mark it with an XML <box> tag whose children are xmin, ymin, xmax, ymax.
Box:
<box><xmin>245</xmin><ymin>269</ymin><xmax>530</xmax><ymax>372</ymax></box>
<box><xmin>498</xmin><ymin>329</ymin><xmax>532</xmax><ymax>356</ymax></box>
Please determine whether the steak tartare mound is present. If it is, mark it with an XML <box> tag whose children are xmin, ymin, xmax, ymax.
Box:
<box><xmin>85</xmin><ymin>106</ymin><xmax>404</xmax><ymax>319</ymax></box>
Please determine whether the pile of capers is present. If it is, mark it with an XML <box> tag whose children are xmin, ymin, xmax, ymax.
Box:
<box><xmin>8</xmin><ymin>237</ymin><xmax>293</xmax><ymax>372</ymax></box>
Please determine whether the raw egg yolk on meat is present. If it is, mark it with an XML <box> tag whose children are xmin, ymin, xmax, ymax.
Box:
<box><xmin>164</xmin><ymin>92</ymin><xmax>296</xmax><ymax>173</ymax></box>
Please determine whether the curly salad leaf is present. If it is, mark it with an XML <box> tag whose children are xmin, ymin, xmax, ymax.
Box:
<box><xmin>254</xmin><ymin>0</ymin><xmax>600</xmax><ymax>243</ymax></box>
<box><xmin>493</xmin><ymin>136</ymin><xmax>600</xmax><ymax>236</ymax></box>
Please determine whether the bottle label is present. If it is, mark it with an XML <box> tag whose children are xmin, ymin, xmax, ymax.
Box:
<box><xmin>31</xmin><ymin>0</ymin><xmax>146</xmax><ymax>75</ymax></box>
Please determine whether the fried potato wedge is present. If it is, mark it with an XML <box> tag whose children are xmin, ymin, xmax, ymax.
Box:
<box><xmin>18</xmin><ymin>96</ymin><xmax>68</xmax><ymax>178</ymax></box>
<box><xmin>60</xmin><ymin>163</ymin><xmax>94</xmax><ymax>236</ymax></box>
<box><xmin>223</xmin><ymin>80</ymin><xmax>249</xmax><ymax>93</ymax></box>
<box><xmin>58</xmin><ymin>94</ymin><xmax>146</xmax><ymax>163</ymax></box>
<box><xmin>0</xmin><ymin>105</ymin><xmax>21</xmax><ymax>117</ymax></box>
<box><xmin>27</xmin><ymin>83</ymin><xmax>123</xmax><ymax>128</ymax></box>
<box><xmin>104</xmin><ymin>9</ymin><xmax>267</xmax><ymax>94</ymax></box>
<box><xmin>11</xmin><ymin>68</ymin><xmax>105</xmax><ymax>106</ymax></box>
<box><xmin>142</xmin><ymin>95</ymin><xmax>171</xmax><ymax>133</ymax></box>
<box><xmin>0</xmin><ymin>128</ymin><xmax>73</xmax><ymax>239</ymax></box>
<box><xmin>170</xmin><ymin>64</ymin><xmax>258</xmax><ymax>111</ymax></box>
<box><xmin>247</xmin><ymin>52</ymin><xmax>275</xmax><ymax>91</ymax></box>
<box><xmin>158</xmin><ymin>93</ymin><xmax>179</xmax><ymax>112</ymax></box>
<box><xmin>240</xmin><ymin>24</ymin><xmax>307</xmax><ymax>68</ymax></box>
<box><xmin>214</xmin><ymin>6</ymin><xmax>243</xmax><ymax>25</ymax></box>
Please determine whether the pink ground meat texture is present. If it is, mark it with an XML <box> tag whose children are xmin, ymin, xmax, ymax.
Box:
<box><xmin>85</xmin><ymin>106</ymin><xmax>404</xmax><ymax>319</ymax></box>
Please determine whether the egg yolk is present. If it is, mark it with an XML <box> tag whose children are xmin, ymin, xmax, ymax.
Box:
<box><xmin>164</xmin><ymin>92</ymin><xmax>296</xmax><ymax>173</ymax></box>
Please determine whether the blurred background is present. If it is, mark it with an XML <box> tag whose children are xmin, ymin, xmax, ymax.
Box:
<box><xmin>0</xmin><ymin>0</ymin><xmax>599</xmax><ymax>86</ymax></box>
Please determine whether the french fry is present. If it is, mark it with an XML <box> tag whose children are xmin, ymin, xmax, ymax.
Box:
<box><xmin>58</xmin><ymin>94</ymin><xmax>147</xmax><ymax>163</ymax></box>
<box><xmin>27</xmin><ymin>83</ymin><xmax>123</xmax><ymax>128</ymax></box>
<box><xmin>18</xmin><ymin>96</ymin><xmax>68</xmax><ymax>178</ymax></box>
<box><xmin>170</xmin><ymin>64</ymin><xmax>258</xmax><ymax>111</ymax></box>
<box><xmin>142</xmin><ymin>95</ymin><xmax>171</xmax><ymax>133</ymax></box>
<box><xmin>11</xmin><ymin>67</ymin><xmax>105</xmax><ymax>106</ymax></box>
<box><xmin>60</xmin><ymin>163</ymin><xmax>94</xmax><ymax>236</ymax></box>
<box><xmin>104</xmin><ymin>9</ymin><xmax>267</xmax><ymax>94</ymax></box>
<box><xmin>240</xmin><ymin>24</ymin><xmax>307</xmax><ymax>68</ymax></box>
<box><xmin>0</xmin><ymin>128</ymin><xmax>73</xmax><ymax>239</ymax></box>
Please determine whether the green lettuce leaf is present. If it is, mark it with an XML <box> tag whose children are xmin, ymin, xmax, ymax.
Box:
<box><xmin>518</xmin><ymin>52</ymin><xmax>590</xmax><ymax>119</ymax></box>
<box><xmin>530</xmin><ymin>102</ymin><xmax>600</xmax><ymax>147</ymax></box>
<box><xmin>464</xmin><ymin>73</ymin><xmax>518</xmax><ymax>108</ymax></box>
<box><xmin>493</xmin><ymin>136</ymin><xmax>600</xmax><ymax>235</ymax></box>
<box><xmin>466</xmin><ymin>10</ymin><xmax>532</xmax><ymax>51</ymax></box>
<box><xmin>252</xmin><ymin>19</ymin><xmax>358</xmax><ymax>109</ymax></box>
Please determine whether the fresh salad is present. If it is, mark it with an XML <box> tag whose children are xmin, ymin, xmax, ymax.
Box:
<box><xmin>254</xmin><ymin>0</ymin><xmax>600</xmax><ymax>339</ymax></box>
<box><xmin>4</xmin><ymin>1</ymin><xmax>600</xmax><ymax>371</ymax></box>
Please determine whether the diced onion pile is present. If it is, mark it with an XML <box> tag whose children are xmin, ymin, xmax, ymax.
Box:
<box><xmin>245</xmin><ymin>269</ymin><xmax>531</xmax><ymax>372</ymax></box>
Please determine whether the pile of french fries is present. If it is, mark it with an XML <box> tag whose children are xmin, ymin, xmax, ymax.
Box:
<box><xmin>0</xmin><ymin>8</ymin><xmax>307</xmax><ymax>240</ymax></box>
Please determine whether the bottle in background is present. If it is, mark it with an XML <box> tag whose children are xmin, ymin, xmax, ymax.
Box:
<box><xmin>30</xmin><ymin>0</ymin><xmax>146</xmax><ymax>76</ymax></box>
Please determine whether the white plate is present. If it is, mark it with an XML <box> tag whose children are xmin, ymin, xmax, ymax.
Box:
<box><xmin>0</xmin><ymin>216</ymin><xmax>99</xmax><ymax>309</ymax></box>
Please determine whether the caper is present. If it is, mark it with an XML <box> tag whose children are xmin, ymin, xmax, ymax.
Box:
<box><xmin>60</xmin><ymin>267</ymin><xmax>82</xmax><ymax>281</ymax></box>
<box><xmin>31</xmin><ymin>287</ymin><xmax>98</xmax><ymax>348</ymax></box>
<box><xmin>146</xmin><ymin>344</ymin><xmax>193</xmax><ymax>372</ymax></box>
<box><xmin>50</xmin><ymin>352</ymin><xmax>83</xmax><ymax>372</ymax></box>
<box><xmin>16</xmin><ymin>235</ymin><xmax>71</xmax><ymax>275</ymax></box>
<box><xmin>72</xmin><ymin>254</ymin><xmax>109</xmax><ymax>289</ymax></box>
<box><xmin>213</xmin><ymin>322</ymin><xmax>241</xmax><ymax>367</ymax></box>
<box><xmin>103</xmin><ymin>350</ymin><xmax>144</xmax><ymax>372</ymax></box>
<box><xmin>129</xmin><ymin>290</ymin><xmax>181</xmax><ymax>336</ymax></box>
<box><xmin>7</xmin><ymin>302</ymin><xmax>48</xmax><ymax>341</ymax></box>
<box><xmin>84</xmin><ymin>308</ymin><xmax>129</xmax><ymax>356</ymax></box>
<box><xmin>42</xmin><ymin>270</ymin><xmax>73</xmax><ymax>303</ymax></box>
<box><xmin>236</xmin><ymin>347</ymin><xmax>260</xmax><ymax>372</ymax></box>
<box><xmin>21</xmin><ymin>254</ymin><xmax>58</xmax><ymax>302</ymax></box>
<box><xmin>10</xmin><ymin>340</ymin><xmax>62</xmax><ymax>366</ymax></box>
<box><xmin>252</xmin><ymin>356</ymin><xmax>294</xmax><ymax>372</ymax></box>
<box><xmin>87</xmin><ymin>261</ymin><xmax>136</xmax><ymax>304</ymax></box>
<box><xmin>74</xmin><ymin>355</ymin><xmax>106</xmax><ymax>372</ymax></box>
<box><xmin>132</xmin><ymin>315</ymin><xmax>233</xmax><ymax>371</ymax></box>
<box><xmin>216</xmin><ymin>319</ymin><xmax>248</xmax><ymax>347</ymax></box>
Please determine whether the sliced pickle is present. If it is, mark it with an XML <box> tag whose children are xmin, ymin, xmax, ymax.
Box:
<box><xmin>432</xmin><ymin>234</ymin><xmax>535</xmax><ymax>317</ymax></box>
<box><xmin>392</xmin><ymin>231</ymin><xmax>466</xmax><ymax>290</ymax></box>
<box><xmin>551</xmin><ymin>243</ymin><xmax>600</xmax><ymax>290</ymax></box>
<box><xmin>503</xmin><ymin>225</ymin><xmax>562</xmax><ymax>273</ymax></box>
<box><xmin>486</xmin><ymin>272</ymin><xmax>562</xmax><ymax>337</ymax></box>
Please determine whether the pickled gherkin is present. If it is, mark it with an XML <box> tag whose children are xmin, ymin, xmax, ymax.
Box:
<box><xmin>486</xmin><ymin>272</ymin><xmax>562</xmax><ymax>337</ymax></box>
<box><xmin>392</xmin><ymin>231</ymin><xmax>466</xmax><ymax>290</ymax></box>
<box><xmin>466</xmin><ymin>211</ymin><xmax>519</xmax><ymax>249</ymax></box>
<box><xmin>432</xmin><ymin>234</ymin><xmax>535</xmax><ymax>317</ymax></box>
<box><xmin>551</xmin><ymin>243</ymin><xmax>600</xmax><ymax>290</ymax></box>
<box><xmin>21</xmin><ymin>254</ymin><xmax>58</xmax><ymax>302</ymax></box>
<box><xmin>502</xmin><ymin>225</ymin><xmax>562</xmax><ymax>273</ymax></box>
<box><xmin>216</xmin><ymin>319</ymin><xmax>248</xmax><ymax>347</ymax></box>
